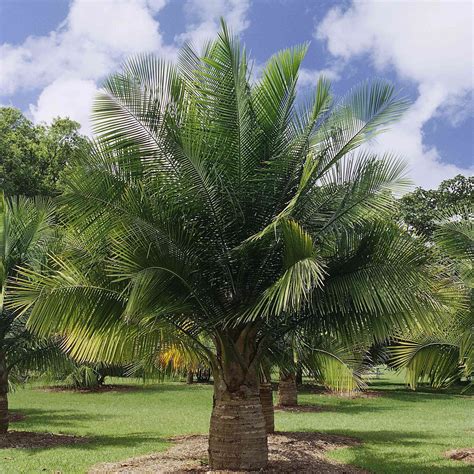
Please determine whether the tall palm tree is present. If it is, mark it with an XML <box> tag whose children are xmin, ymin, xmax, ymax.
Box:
<box><xmin>0</xmin><ymin>193</ymin><xmax>61</xmax><ymax>433</ymax></box>
<box><xmin>10</xmin><ymin>23</ymin><xmax>453</xmax><ymax>469</ymax></box>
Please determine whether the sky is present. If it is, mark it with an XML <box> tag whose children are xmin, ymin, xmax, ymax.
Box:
<box><xmin>0</xmin><ymin>0</ymin><xmax>472</xmax><ymax>189</ymax></box>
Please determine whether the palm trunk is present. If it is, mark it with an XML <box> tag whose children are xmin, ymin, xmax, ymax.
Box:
<box><xmin>259</xmin><ymin>382</ymin><xmax>274</xmax><ymax>433</ymax></box>
<box><xmin>278</xmin><ymin>371</ymin><xmax>298</xmax><ymax>406</ymax></box>
<box><xmin>208</xmin><ymin>334</ymin><xmax>268</xmax><ymax>470</ymax></box>
<box><xmin>0</xmin><ymin>352</ymin><xmax>8</xmax><ymax>434</ymax></box>
<box><xmin>186</xmin><ymin>369</ymin><xmax>194</xmax><ymax>384</ymax></box>
<box><xmin>296</xmin><ymin>365</ymin><xmax>303</xmax><ymax>385</ymax></box>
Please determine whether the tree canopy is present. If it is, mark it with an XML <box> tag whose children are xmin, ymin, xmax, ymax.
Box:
<box><xmin>0</xmin><ymin>193</ymin><xmax>64</xmax><ymax>433</ymax></box>
<box><xmin>399</xmin><ymin>175</ymin><xmax>473</xmax><ymax>238</ymax></box>
<box><xmin>9</xmin><ymin>23</ymin><xmax>458</xmax><ymax>470</ymax></box>
<box><xmin>0</xmin><ymin>107</ymin><xmax>88</xmax><ymax>197</ymax></box>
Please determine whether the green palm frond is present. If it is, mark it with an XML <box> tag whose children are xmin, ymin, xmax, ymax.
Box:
<box><xmin>307</xmin><ymin>346</ymin><xmax>367</xmax><ymax>393</ymax></box>
<box><xmin>390</xmin><ymin>206</ymin><xmax>473</xmax><ymax>390</ymax></box>
<box><xmin>390</xmin><ymin>337</ymin><xmax>469</xmax><ymax>389</ymax></box>
<box><xmin>0</xmin><ymin>193</ymin><xmax>66</xmax><ymax>390</ymax></box>
<box><xmin>8</xmin><ymin>22</ymin><xmax>453</xmax><ymax>399</ymax></box>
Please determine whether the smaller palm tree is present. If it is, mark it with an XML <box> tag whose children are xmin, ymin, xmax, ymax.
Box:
<box><xmin>0</xmin><ymin>193</ymin><xmax>62</xmax><ymax>433</ymax></box>
<box><xmin>267</xmin><ymin>331</ymin><xmax>369</xmax><ymax>408</ymax></box>
<box><xmin>390</xmin><ymin>207</ymin><xmax>473</xmax><ymax>390</ymax></box>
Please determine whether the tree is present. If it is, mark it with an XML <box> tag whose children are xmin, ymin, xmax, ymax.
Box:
<box><xmin>399</xmin><ymin>175</ymin><xmax>473</xmax><ymax>238</ymax></box>
<box><xmin>269</xmin><ymin>330</ymin><xmax>370</xmax><ymax>408</ymax></box>
<box><xmin>391</xmin><ymin>206</ymin><xmax>473</xmax><ymax>390</ymax></box>
<box><xmin>0</xmin><ymin>107</ymin><xmax>88</xmax><ymax>197</ymax></box>
<box><xmin>10</xmin><ymin>24</ymin><xmax>453</xmax><ymax>469</ymax></box>
<box><xmin>0</xmin><ymin>193</ymin><xmax>63</xmax><ymax>433</ymax></box>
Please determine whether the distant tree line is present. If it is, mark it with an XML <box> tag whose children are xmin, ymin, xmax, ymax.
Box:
<box><xmin>399</xmin><ymin>174</ymin><xmax>473</xmax><ymax>238</ymax></box>
<box><xmin>0</xmin><ymin>107</ymin><xmax>88</xmax><ymax>197</ymax></box>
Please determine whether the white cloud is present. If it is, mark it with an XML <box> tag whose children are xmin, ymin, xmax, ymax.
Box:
<box><xmin>316</xmin><ymin>0</ymin><xmax>473</xmax><ymax>188</ymax></box>
<box><xmin>177</xmin><ymin>0</ymin><xmax>250</xmax><ymax>51</ymax></box>
<box><xmin>369</xmin><ymin>84</ymin><xmax>472</xmax><ymax>189</ymax></box>
<box><xmin>0</xmin><ymin>0</ymin><xmax>175</xmax><ymax>134</ymax></box>
<box><xmin>29</xmin><ymin>78</ymin><xmax>99</xmax><ymax>136</ymax></box>
<box><xmin>0</xmin><ymin>0</ymin><xmax>173</xmax><ymax>95</ymax></box>
<box><xmin>298</xmin><ymin>66</ymin><xmax>341</xmax><ymax>88</ymax></box>
<box><xmin>67</xmin><ymin>0</ymin><xmax>166</xmax><ymax>54</ymax></box>
<box><xmin>0</xmin><ymin>0</ymin><xmax>252</xmax><ymax>136</ymax></box>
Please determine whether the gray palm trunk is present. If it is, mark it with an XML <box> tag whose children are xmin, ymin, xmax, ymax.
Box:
<box><xmin>278</xmin><ymin>371</ymin><xmax>298</xmax><ymax>406</ymax></box>
<box><xmin>0</xmin><ymin>352</ymin><xmax>8</xmax><ymax>433</ymax></box>
<box><xmin>208</xmin><ymin>336</ymin><xmax>268</xmax><ymax>469</ymax></box>
<box><xmin>259</xmin><ymin>382</ymin><xmax>275</xmax><ymax>433</ymax></box>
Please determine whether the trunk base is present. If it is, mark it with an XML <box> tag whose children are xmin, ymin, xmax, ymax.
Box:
<box><xmin>186</xmin><ymin>370</ymin><xmax>194</xmax><ymax>384</ymax></box>
<box><xmin>209</xmin><ymin>395</ymin><xmax>268</xmax><ymax>470</ymax></box>
<box><xmin>278</xmin><ymin>373</ymin><xmax>298</xmax><ymax>406</ymax></box>
<box><xmin>0</xmin><ymin>394</ymin><xmax>8</xmax><ymax>434</ymax></box>
<box><xmin>0</xmin><ymin>353</ymin><xmax>8</xmax><ymax>434</ymax></box>
<box><xmin>259</xmin><ymin>383</ymin><xmax>275</xmax><ymax>434</ymax></box>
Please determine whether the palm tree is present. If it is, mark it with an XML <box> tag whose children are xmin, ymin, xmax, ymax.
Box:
<box><xmin>10</xmin><ymin>23</ymin><xmax>453</xmax><ymax>469</ymax></box>
<box><xmin>0</xmin><ymin>193</ymin><xmax>62</xmax><ymax>433</ymax></box>
<box><xmin>268</xmin><ymin>331</ymin><xmax>369</xmax><ymax>409</ymax></box>
<box><xmin>391</xmin><ymin>206</ymin><xmax>473</xmax><ymax>390</ymax></box>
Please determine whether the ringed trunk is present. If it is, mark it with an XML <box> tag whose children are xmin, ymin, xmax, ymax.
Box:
<box><xmin>0</xmin><ymin>352</ymin><xmax>8</xmax><ymax>434</ymax></box>
<box><xmin>208</xmin><ymin>360</ymin><xmax>268</xmax><ymax>470</ymax></box>
<box><xmin>278</xmin><ymin>371</ymin><xmax>298</xmax><ymax>406</ymax></box>
<box><xmin>186</xmin><ymin>370</ymin><xmax>194</xmax><ymax>384</ymax></box>
<box><xmin>259</xmin><ymin>382</ymin><xmax>274</xmax><ymax>433</ymax></box>
<box><xmin>296</xmin><ymin>366</ymin><xmax>303</xmax><ymax>385</ymax></box>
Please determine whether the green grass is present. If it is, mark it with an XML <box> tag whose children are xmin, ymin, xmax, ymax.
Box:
<box><xmin>3</xmin><ymin>373</ymin><xmax>472</xmax><ymax>473</ymax></box>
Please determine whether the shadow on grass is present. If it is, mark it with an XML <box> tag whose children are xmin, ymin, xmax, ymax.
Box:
<box><xmin>9</xmin><ymin>408</ymin><xmax>106</xmax><ymax>430</ymax></box>
<box><xmin>370</xmin><ymin>388</ymin><xmax>471</xmax><ymax>404</ymax></box>
<box><xmin>63</xmin><ymin>433</ymin><xmax>170</xmax><ymax>451</ymax></box>
<box><xmin>6</xmin><ymin>407</ymin><xmax>181</xmax><ymax>453</ymax></box>
<box><xmin>3</xmin><ymin>433</ymin><xmax>170</xmax><ymax>454</ymax></box>
<box><xmin>276</xmin><ymin>403</ymin><xmax>392</xmax><ymax>415</ymax></box>
<box><xmin>313</xmin><ymin>429</ymin><xmax>472</xmax><ymax>473</ymax></box>
<box><xmin>369</xmin><ymin>378</ymin><xmax>471</xmax><ymax>395</ymax></box>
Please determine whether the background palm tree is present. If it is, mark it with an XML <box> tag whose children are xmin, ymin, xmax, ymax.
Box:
<box><xmin>266</xmin><ymin>328</ymin><xmax>371</xmax><ymax>410</ymax></box>
<box><xmin>10</xmin><ymin>23</ymin><xmax>456</xmax><ymax>469</ymax></box>
<box><xmin>0</xmin><ymin>193</ymin><xmax>63</xmax><ymax>433</ymax></box>
<box><xmin>391</xmin><ymin>206</ymin><xmax>472</xmax><ymax>390</ymax></box>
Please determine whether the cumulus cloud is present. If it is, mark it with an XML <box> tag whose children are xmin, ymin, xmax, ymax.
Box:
<box><xmin>298</xmin><ymin>66</ymin><xmax>341</xmax><ymax>88</ymax></box>
<box><xmin>29</xmin><ymin>78</ymin><xmax>99</xmax><ymax>135</ymax></box>
<box><xmin>316</xmin><ymin>0</ymin><xmax>473</xmax><ymax>188</ymax></box>
<box><xmin>0</xmin><ymin>0</ymin><xmax>173</xmax><ymax>96</ymax></box>
<box><xmin>0</xmin><ymin>0</ymin><xmax>252</xmax><ymax>135</ymax></box>
<box><xmin>0</xmin><ymin>0</ymin><xmax>176</xmax><ymax>134</ymax></box>
<box><xmin>177</xmin><ymin>0</ymin><xmax>251</xmax><ymax>51</ymax></box>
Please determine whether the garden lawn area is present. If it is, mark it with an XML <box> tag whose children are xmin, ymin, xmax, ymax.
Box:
<box><xmin>3</xmin><ymin>373</ymin><xmax>472</xmax><ymax>473</ymax></box>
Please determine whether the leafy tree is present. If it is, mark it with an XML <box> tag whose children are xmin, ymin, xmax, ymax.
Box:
<box><xmin>10</xmin><ymin>25</ymin><xmax>454</xmax><ymax>469</ymax></box>
<box><xmin>0</xmin><ymin>193</ymin><xmax>64</xmax><ymax>433</ymax></box>
<box><xmin>0</xmin><ymin>107</ymin><xmax>87</xmax><ymax>197</ymax></box>
<box><xmin>399</xmin><ymin>175</ymin><xmax>473</xmax><ymax>238</ymax></box>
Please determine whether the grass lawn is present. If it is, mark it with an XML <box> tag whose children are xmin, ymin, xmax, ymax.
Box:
<box><xmin>2</xmin><ymin>372</ymin><xmax>472</xmax><ymax>473</ymax></box>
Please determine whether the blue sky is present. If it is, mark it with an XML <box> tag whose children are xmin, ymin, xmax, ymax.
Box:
<box><xmin>0</xmin><ymin>0</ymin><xmax>472</xmax><ymax>188</ymax></box>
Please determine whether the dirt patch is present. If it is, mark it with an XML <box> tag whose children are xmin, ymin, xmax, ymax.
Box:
<box><xmin>445</xmin><ymin>448</ymin><xmax>474</xmax><ymax>463</ymax></box>
<box><xmin>38</xmin><ymin>384</ymin><xmax>138</xmax><ymax>394</ymax></box>
<box><xmin>274</xmin><ymin>404</ymin><xmax>329</xmax><ymax>413</ymax></box>
<box><xmin>0</xmin><ymin>430</ymin><xmax>89</xmax><ymax>449</ymax></box>
<box><xmin>90</xmin><ymin>432</ymin><xmax>365</xmax><ymax>473</ymax></box>
<box><xmin>8</xmin><ymin>412</ymin><xmax>26</xmax><ymax>423</ymax></box>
